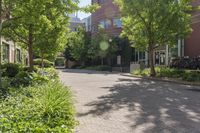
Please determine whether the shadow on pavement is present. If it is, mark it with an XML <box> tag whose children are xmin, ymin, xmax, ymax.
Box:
<box><xmin>78</xmin><ymin>78</ymin><xmax>200</xmax><ymax>132</ymax></box>
<box><xmin>59</xmin><ymin>69</ymin><xmax>122</xmax><ymax>75</ymax></box>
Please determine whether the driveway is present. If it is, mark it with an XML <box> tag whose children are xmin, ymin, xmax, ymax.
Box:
<box><xmin>59</xmin><ymin>69</ymin><xmax>200</xmax><ymax>133</ymax></box>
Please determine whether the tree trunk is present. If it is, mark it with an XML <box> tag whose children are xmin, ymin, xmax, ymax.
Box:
<box><xmin>41</xmin><ymin>51</ymin><xmax>44</xmax><ymax>69</ymax></box>
<box><xmin>28</xmin><ymin>24</ymin><xmax>34</xmax><ymax>71</ymax></box>
<box><xmin>101</xmin><ymin>58</ymin><xmax>104</xmax><ymax>66</ymax></box>
<box><xmin>0</xmin><ymin>0</ymin><xmax>3</xmax><ymax>89</ymax></box>
<box><xmin>107</xmin><ymin>57</ymin><xmax>111</xmax><ymax>66</ymax></box>
<box><xmin>149</xmin><ymin>46</ymin><xmax>156</xmax><ymax>77</ymax></box>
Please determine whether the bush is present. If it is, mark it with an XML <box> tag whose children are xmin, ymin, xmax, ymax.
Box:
<box><xmin>1</xmin><ymin>63</ymin><xmax>20</xmax><ymax>77</ymax></box>
<box><xmin>10</xmin><ymin>71</ymin><xmax>33</xmax><ymax>87</ymax></box>
<box><xmin>158</xmin><ymin>67</ymin><xmax>184</xmax><ymax>78</ymax></box>
<box><xmin>33</xmin><ymin>58</ymin><xmax>54</xmax><ymax>68</ymax></box>
<box><xmin>55</xmin><ymin>57</ymin><xmax>65</xmax><ymax>66</ymax></box>
<box><xmin>0</xmin><ymin>81</ymin><xmax>77</xmax><ymax>132</ymax></box>
<box><xmin>23</xmin><ymin>66</ymin><xmax>39</xmax><ymax>72</ymax></box>
<box><xmin>182</xmin><ymin>71</ymin><xmax>200</xmax><ymax>82</ymax></box>
<box><xmin>132</xmin><ymin>67</ymin><xmax>200</xmax><ymax>82</ymax></box>
<box><xmin>32</xmin><ymin>68</ymin><xmax>59</xmax><ymax>84</ymax></box>
<box><xmin>132</xmin><ymin>68</ymin><xmax>150</xmax><ymax>76</ymax></box>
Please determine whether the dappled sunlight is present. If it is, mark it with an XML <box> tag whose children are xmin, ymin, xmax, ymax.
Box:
<box><xmin>78</xmin><ymin>77</ymin><xmax>200</xmax><ymax>132</ymax></box>
<box><xmin>179</xmin><ymin>105</ymin><xmax>200</xmax><ymax>123</ymax></box>
<box><xmin>159</xmin><ymin>108</ymin><xmax>179</xmax><ymax>127</ymax></box>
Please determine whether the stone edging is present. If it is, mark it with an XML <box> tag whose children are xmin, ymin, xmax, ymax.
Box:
<box><xmin>121</xmin><ymin>74</ymin><xmax>200</xmax><ymax>87</ymax></box>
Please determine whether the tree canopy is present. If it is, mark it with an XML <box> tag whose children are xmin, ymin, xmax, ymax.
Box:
<box><xmin>2</xmin><ymin>0</ymin><xmax>78</xmax><ymax>69</ymax></box>
<box><xmin>64</xmin><ymin>26</ymin><xmax>91</xmax><ymax>63</ymax></box>
<box><xmin>114</xmin><ymin>0</ymin><xmax>193</xmax><ymax>76</ymax></box>
<box><xmin>90</xmin><ymin>28</ymin><xmax>118</xmax><ymax>65</ymax></box>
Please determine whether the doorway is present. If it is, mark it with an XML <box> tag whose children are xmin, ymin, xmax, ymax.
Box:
<box><xmin>155</xmin><ymin>50</ymin><xmax>166</xmax><ymax>65</ymax></box>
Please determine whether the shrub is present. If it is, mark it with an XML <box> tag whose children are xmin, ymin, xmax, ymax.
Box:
<box><xmin>1</xmin><ymin>77</ymin><xmax>11</xmax><ymax>89</ymax></box>
<box><xmin>55</xmin><ymin>57</ymin><xmax>65</xmax><ymax>66</ymax></box>
<box><xmin>23</xmin><ymin>66</ymin><xmax>39</xmax><ymax>72</ymax></box>
<box><xmin>132</xmin><ymin>68</ymin><xmax>150</xmax><ymax>76</ymax></box>
<box><xmin>158</xmin><ymin>67</ymin><xmax>184</xmax><ymax>78</ymax></box>
<box><xmin>10</xmin><ymin>71</ymin><xmax>33</xmax><ymax>87</ymax></box>
<box><xmin>1</xmin><ymin>63</ymin><xmax>20</xmax><ymax>77</ymax></box>
<box><xmin>31</xmin><ymin>68</ymin><xmax>59</xmax><ymax>84</ymax></box>
<box><xmin>33</xmin><ymin>58</ymin><xmax>54</xmax><ymax>68</ymax></box>
<box><xmin>182</xmin><ymin>71</ymin><xmax>200</xmax><ymax>82</ymax></box>
<box><xmin>0</xmin><ymin>81</ymin><xmax>77</xmax><ymax>132</ymax></box>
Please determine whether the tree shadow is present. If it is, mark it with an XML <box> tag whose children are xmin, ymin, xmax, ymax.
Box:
<box><xmin>78</xmin><ymin>78</ymin><xmax>200</xmax><ymax>132</ymax></box>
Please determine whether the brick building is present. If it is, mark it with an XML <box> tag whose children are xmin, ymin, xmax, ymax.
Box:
<box><xmin>91</xmin><ymin>0</ymin><xmax>200</xmax><ymax>70</ymax></box>
<box><xmin>91</xmin><ymin>0</ymin><xmax>122</xmax><ymax>36</ymax></box>
<box><xmin>184</xmin><ymin>1</ymin><xmax>200</xmax><ymax>58</ymax></box>
<box><xmin>69</xmin><ymin>13</ymin><xmax>85</xmax><ymax>31</ymax></box>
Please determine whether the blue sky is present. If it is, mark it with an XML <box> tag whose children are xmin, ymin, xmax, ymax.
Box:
<box><xmin>78</xmin><ymin>0</ymin><xmax>91</xmax><ymax>19</ymax></box>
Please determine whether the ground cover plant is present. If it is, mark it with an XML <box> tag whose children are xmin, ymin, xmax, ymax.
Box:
<box><xmin>0</xmin><ymin>81</ymin><xmax>77</xmax><ymax>133</ymax></box>
<box><xmin>132</xmin><ymin>67</ymin><xmax>200</xmax><ymax>82</ymax></box>
<box><xmin>0</xmin><ymin>63</ymin><xmax>77</xmax><ymax>132</ymax></box>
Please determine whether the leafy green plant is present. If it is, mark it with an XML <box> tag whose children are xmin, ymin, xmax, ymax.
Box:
<box><xmin>39</xmin><ymin>82</ymin><xmax>77</xmax><ymax>129</ymax></box>
<box><xmin>0</xmin><ymin>81</ymin><xmax>77</xmax><ymax>132</ymax></box>
<box><xmin>33</xmin><ymin>59</ymin><xmax>54</xmax><ymax>68</ymax></box>
<box><xmin>182</xmin><ymin>71</ymin><xmax>200</xmax><ymax>82</ymax></box>
<box><xmin>10</xmin><ymin>71</ymin><xmax>33</xmax><ymax>87</ymax></box>
<box><xmin>132</xmin><ymin>68</ymin><xmax>150</xmax><ymax>76</ymax></box>
<box><xmin>1</xmin><ymin>63</ymin><xmax>20</xmax><ymax>77</ymax></box>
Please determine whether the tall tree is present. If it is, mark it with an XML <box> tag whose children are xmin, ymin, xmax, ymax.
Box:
<box><xmin>114</xmin><ymin>0</ymin><xmax>193</xmax><ymax>76</ymax></box>
<box><xmin>0</xmin><ymin>0</ymin><xmax>17</xmax><ymax>89</ymax></box>
<box><xmin>90</xmin><ymin>28</ymin><xmax>117</xmax><ymax>66</ymax></box>
<box><xmin>65</xmin><ymin>27</ymin><xmax>91</xmax><ymax>65</ymax></box>
<box><xmin>2</xmin><ymin>0</ymin><xmax>78</xmax><ymax>70</ymax></box>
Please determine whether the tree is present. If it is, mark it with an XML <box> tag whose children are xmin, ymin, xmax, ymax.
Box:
<box><xmin>0</xmin><ymin>0</ymin><xmax>18</xmax><ymax>89</ymax></box>
<box><xmin>34</xmin><ymin>13</ymin><xmax>68</xmax><ymax>68</ymax></box>
<box><xmin>114</xmin><ymin>0</ymin><xmax>192</xmax><ymax>76</ymax></box>
<box><xmin>2</xmin><ymin>0</ymin><xmax>78</xmax><ymax>70</ymax></box>
<box><xmin>91</xmin><ymin>28</ymin><xmax>117</xmax><ymax>65</ymax></box>
<box><xmin>64</xmin><ymin>27</ymin><xmax>91</xmax><ymax>65</ymax></box>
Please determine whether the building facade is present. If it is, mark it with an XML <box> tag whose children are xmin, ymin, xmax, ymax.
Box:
<box><xmin>82</xmin><ymin>16</ymin><xmax>92</xmax><ymax>32</ymax></box>
<box><xmin>91</xmin><ymin>0</ymin><xmax>122</xmax><ymax>36</ymax></box>
<box><xmin>69</xmin><ymin>14</ymin><xmax>85</xmax><ymax>32</ymax></box>
<box><xmin>0</xmin><ymin>37</ymin><xmax>29</xmax><ymax>65</ymax></box>
<box><xmin>91</xmin><ymin>0</ymin><xmax>200</xmax><ymax>69</ymax></box>
<box><xmin>184</xmin><ymin>1</ymin><xmax>200</xmax><ymax>58</ymax></box>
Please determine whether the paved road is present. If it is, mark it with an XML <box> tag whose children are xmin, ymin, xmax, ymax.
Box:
<box><xmin>60</xmin><ymin>69</ymin><xmax>200</xmax><ymax>133</ymax></box>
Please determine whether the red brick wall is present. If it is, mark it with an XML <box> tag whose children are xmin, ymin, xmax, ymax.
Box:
<box><xmin>91</xmin><ymin>0</ymin><xmax>122</xmax><ymax>36</ymax></box>
<box><xmin>185</xmin><ymin>0</ymin><xmax>200</xmax><ymax>57</ymax></box>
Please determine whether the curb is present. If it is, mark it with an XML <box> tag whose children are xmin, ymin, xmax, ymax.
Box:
<box><xmin>121</xmin><ymin>74</ymin><xmax>200</xmax><ymax>87</ymax></box>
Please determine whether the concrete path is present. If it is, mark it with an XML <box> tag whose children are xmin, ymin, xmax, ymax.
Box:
<box><xmin>59</xmin><ymin>69</ymin><xmax>200</xmax><ymax>133</ymax></box>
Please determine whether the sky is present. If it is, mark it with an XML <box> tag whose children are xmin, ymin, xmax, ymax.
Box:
<box><xmin>78</xmin><ymin>0</ymin><xmax>91</xmax><ymax>19</ymax></box>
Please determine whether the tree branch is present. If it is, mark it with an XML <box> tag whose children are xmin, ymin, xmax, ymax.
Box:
<box><xmin>11</xmin><ymin>29</ymin><xmax>28</xmax><ymax>45</ymax></box>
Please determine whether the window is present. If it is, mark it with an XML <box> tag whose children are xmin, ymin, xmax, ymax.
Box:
<box><xmin>92</xmin><ymin>25</ymin><xmax>98</xmax><ymax>32</ymax></box>
<box><xmin>98</xmin><ymin>19</ymin><xmax>111</xmax><ymax>29</ymax></box>
<box><xmin>113</xmin><ymin>18</ymin><xmax>122</xmax><ymax>28</ymax></box>
<box><xmin>2</xmin><ymin>43</ymin><xmax>9</xmax><ymax>62</ymax></box>
<box><xmin>16</xmin><ymin>49</ymin><xmax>21</xmax><ymax>63</ymax></box>
<box><xmin>98</xmin><ymin>0</ymin><xmax>104</xmax><ymax>4</ymax></box>
<box><xmin>132</xmin><ymin>48</ymin><xmax>145</xmax><ymax>63</ymax></box>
